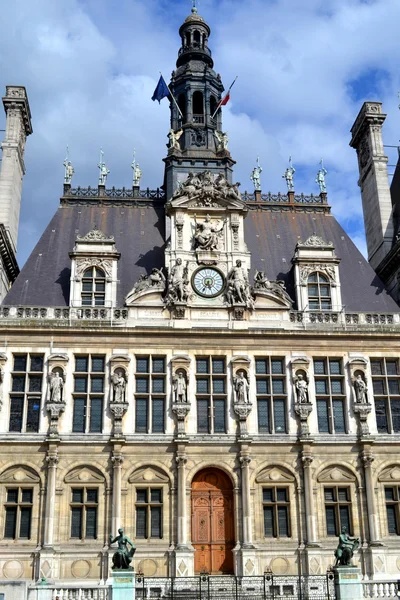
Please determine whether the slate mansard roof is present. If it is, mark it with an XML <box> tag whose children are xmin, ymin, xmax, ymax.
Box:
<box><xmin>4</xmin><ymin>197</ymin><xmax>398</xmax><ymax>312</ymax></box>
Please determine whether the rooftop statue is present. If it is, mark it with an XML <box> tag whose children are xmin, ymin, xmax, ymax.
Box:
<box><xmin>282</xmin><ymin>156</ymin><xmax>295</xmax><ymax>191</ymax></box>
<box><xmin>214</xmin><ymin>130</ymin><xmax>229</xmax><ymax>152</ymax></box>
<box><xmin>169</xmin><ymin>128</ymin><xmax>183</xmax><ymax>149</ymax></box>
<box><xmin>250</xmin><ymin>157</ymin><xmax>263</xmax><ymax>191</ymax></box>
<box><xmin>334</xmin><ymin>526</ymin><xmax>359</xmax><ymax>567</ymax></box>
<box><xmin>109</xmin><ymin>527</ymin><xmax>136</xmax><ymax>570</ymax></box>
<box><xmin>315</xmin><ymin>159</ymin><xmax>328</xmax><ymax>193</ymax></box>
<box><xmin>98</xmin><ymin>149</ymin><xmax>110</xmax><ymax>185</ymax></box>
<box><xmin>131</xmin><ymin>150</ymin><xmax>142</xmax><ymax>186</ymax></box>
<box><xmin>63</xmin><ymin>147</ymin><xmax>74</xmax><ymax>185</ymax></box>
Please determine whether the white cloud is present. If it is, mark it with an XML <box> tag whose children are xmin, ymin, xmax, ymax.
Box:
<box><xmin>0</xmin><ymin>0</ymin><xmax>398</xmax><ymax>266</ymax></box>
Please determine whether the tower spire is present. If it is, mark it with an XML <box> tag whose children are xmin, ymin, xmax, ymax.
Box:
<box><xmin>192</xmin><ymin>0</ymin><xmax>198</xmax><ymax>13</ymax></box>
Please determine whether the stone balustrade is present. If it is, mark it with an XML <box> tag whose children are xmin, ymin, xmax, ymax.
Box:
<box><xmin>362</xmin><ymin>580</ymin><xmax>400</xmax><ymax>598</ymax></box>
<box><xmin>28</xmin><ymin>587</ymin><xmax>110</xmax><ymax>600</ymax></box>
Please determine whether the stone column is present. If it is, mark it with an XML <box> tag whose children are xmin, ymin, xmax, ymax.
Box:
<box><xmin>43</xmin><ymin>454</ymin><xmax>59</xmax><ymax>547</ymax></box>
<box><xmin>302</xmin><ymin>452</ymin><xmax>318</xmax><ymax>545</ymax></box>
<box><xmin>176</xmin><ymin>455</ymin><xmax>188</xmax><ymax>548</ymax></box>
<box><xmin>240</xmin><ymin>455</ymin><xmax>253</xmax><ymax>547</ymax></box>
<box><xmin>362</xmin><ymin>452</ymin><xmax>380</xmax><ymax>544</ymax></box>
<box><xmin>111</xmin><ymin>453</ymin><xmax>124</xmax><ymax>538</ymax></box>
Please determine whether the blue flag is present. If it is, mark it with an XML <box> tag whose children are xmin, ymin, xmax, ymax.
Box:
<box><xmin>152</xmin><ymin>75</ymin><xmax>170</xmax><ymax>103</ymax></box>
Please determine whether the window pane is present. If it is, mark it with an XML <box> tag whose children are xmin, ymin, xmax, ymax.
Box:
<box><xmin>329</xmin><ymin>360</ymin><xmax>342</xmax><ymax>375</ymax></box>
<box><xmin>26</xmin><ymin>398</ymin><xmax>40</xmax><ymax>433</ymax></box>
<box><xmin>95</xmin><ymin>268</ymin><xmax>104</xmax><ymax>278</ymax></box>
<box><xmin>317</xmin><ymin>400</ymin><xmax>329</xmax><ymax>433</ymax></box>
<box><xmin>72</xmin><ymin>489</ymin><xmax>84</xmax><ymax>503</ymax></box>
<box><xmin>136</xmin><ymin>489</ymin><xmax>147</xmax><ymax>503</ymax></box>
<box><xmin>339</xmin><ymin>506</ymin><xmax>350</xmax><ymax>533</ymax></box>
<box><xmin>91</xmin><ymin>356</ymin><xmax>105</xmax><ymax>372</ymax></box>
<box><xmin>386</xmin><ymin>361</ymin><xmax>398</xmax><ymax>376</ymax></box>
<box><xmin>272</xmin><ymin>379</ymin><xmax>284</xmax><ymax>394</ymax></box>
<box><xmin>75</xmin><ymin>356</ymin><xmax>88</xmax><ymax>372</ymax></box>
<box><xmin>273</xmin><ymin>399</ymin><xmax>286</xmax><ymax>433</ymax></box>
<box><xmin>308</xmin><ymin>284</ymin><xmax>318</xmax><ymax>297</ymax></box>
<box><xmin>391</xmin><ymin>400</ymin><xmax>400</xmax><ymax>433</ymax></box>
<box><xmin>85</xmin><ymin>507</ymin><xmax>97</xmax><ymax>539</ymax></box>
<box><xmin>371</xmin><ymin>360</ymin><xmax>383</xmax><ymax>375</ymax></box>
<box><xmin>82</xmin><ymin>281</ymin><xmax>93</xmax><ymax>292</ymax></box>
<box><xmin>308</xmin><ymin>273</ymin><xmax>318</xmax><ymax>283</ymax></box>
<box><xmin>333</xmin><ymin>400</ymin><xmax>345</xmax><ymax>433</ymax></box>
<box><xmin>12</xmin><ymin>375</ymin><xmax>25</xmax><ymax>392</ymax></box>
<box><xmin>276</xmin><ymin>489</ymin><xmax>287</xmax><ymax>502</ymax></box>
<box><xmin>196</xmin><ymin>379</ymin><xmax>209</xmax><ymax>394</ymax></box>
<box><xmin>30</xmin><ymin>356</ymin><xmax>43</xmax><ymax>372</ymax></box>
<box><xmin>256</xmin><ymin>360</ymin><xmax>268</xmax><ymax>375</ymax></box>
<box><xmin>385</xmin><ymin>488</ymin><xmax>395</xmax><ymax>501</ymax></box>
<box><xmin>263</xmin><ymin>507</ymin><xmax>275</xmax><ymax>537</ymax></box>
<box><xmin>213</xmin><ymin>379</ymin><xmax>225</xmax><ymax>394</ymax></box>
<box><xmin>324</xmin><ymin>488</ymin><xmax>334</xmax><ymax>502</ymax></box>
<box><xmin>212</xmin><ymin>359</ymin><xmax>225</xmax><ymax>374</ymax></box>
<box><xmin>321</xmin><ymin>300</ymin><xmax>332</xmax><ymax>311</ymax></box>
<box><xmin>386</xmin><ymin>505</ymin><xmax>398</xmax><ymax>535</ymax></box>
<box><xmin>136</xmin><ymin>378</ymin><xmax>149</xmax><ymax>394</ymax></box>
<box><xmin>309</xmin><ymin>301</ymin><xmax>320</xmax><ymax>310</ymax></box>
<box><xmin>373</xmin><ymin>380</ymin><xmax>385</xmax><ymax>395</ymax></box>
<box><xmin>72</xmin><ymin>398</ymin><xmax>86</xmax><ymax>433</ymax></box>
<box><xmin>213</xmin><ymin>399</ymin><xmax>226</xmax><ymax>433</ymax></box>
<box><xmin>7</xmin><ymin>489</ymin><xmax>18</xmax><ymax>503</ymax></box>
<box><xmin>13</xmin><ymin>355</ymin><xmax>27</xmax><ymax>372</ymax></box>
<box><xmin>71</xmin><ymin>507</ymin><xmax>83</xmax><ymax>538</ymax></box>
<box><xmin>152</xmin><ymin>358</ymin><xmax>165</xmax><ymax>373</ymax></box>
<box><xmin>4</xmin><ymin>507</ymin><xmax>17</xmax><ymax>539</ymax></box>
<box><xmin>89</xmin><ymin>398</ymin><xmax>103</xmax><ymax>433</ymax></box>
<box><xmin>389</xmin><ymin>380</ymin><xmax>400</xmax><ymax>395</ymax></box>
<box><xmin>314</xmin><ymin>360</ymin><xmax>326</xmax><ymax>375</ymax></box>
<box><xmin>338</xmin><ymin>488</ymin><xmax>349</xmax><ymax>502</ymax></box>
<box><xmin>29</xmin><ymin>376</ymin><xmax>42</xmax><ymax>393</ymax></box>
<box><xmin>258</xmin><ymin>399</ymin><xmax>270</xmax><ymax>433</ymax></box>
<box><xmin>196</xmin><ymin>359</ymin><xmax>209</xmax><ymax>374</ymax></box>
<box><xmin>151</xmin><ymin>506</ymin><xmax>162</xmax><ymax>538</ymax></box>
<box><xmin>95</xmin><ymin>281</ymin><xmax>105</xmax><ymax>292</ymax></box>
<box><xmin>257</xmin><ymin>379</ymin><xmax>269</xmax><ymax>395</ymax></box>
<box><xmin>152</xmin><ymin>378</ymin><xmax>165</xmax><ymax>394</ymax></box>
<box><xmin>136</xmin><ymin>507</ymin><xmax>147</xmax><ymax>539</ymax></box>
<box><xmin>9</xmin><ymin>397</ymin><xmax>23</xmax><ymax>432</ymax></box>
<box><xmin>197</xmin><ymin>399</ymin><xmax>209</xmax><ymax>433</ymax></box>
<box><xmin>86</xmin><ymin>489</ymin><xmax>98</xmax><ymax>503</ymax></box>
<box><xmin>135</xmin><ymin>398</ymin><xmax>148</xmax><ymax>433</ymax></box>
<box><xmin>136</xmin><ymin>357</ymin><xmax>149</xmax><ymax>373</ymax></box>
<box><xmin>331</xmin><ymin>380</ymin><xmax>343</xmax><ymax>395</ymax></box>
<box><xmin>81</xmin><ymin>295</ymin><xmax>92</xmax><ymax>306</ymax></box>
<box><xmin>152</xmin><ymin>398</ymin><xmax>164</xmax><ymax>433</ymax></box>
<box><xmin>320</xmin><ymin>285</ymin><xmax>330</xmax><ymax>297</ymax></box>
<box><xmin>271</xmin><ymin>360</ymin><xmax>284</xmax><ymax>375</ymax></box>
<box><xmin>91</xmin><ymin>377</ymin><xmax>104</xmax><ymax>393</ymax></box>
<box><xmin>74</xmin><ymin>377</ymin><xmax>87</xmax><ymax>393</ymax></box>
<box><xmin>263</xmin><ymin>489</ymin><xmax>273</xmax><ymax>503</ymax></box>
<box><xmin>151</xmin><ymin>489</ymin><xmax>162</xmax><ymax>503</ymax></box>
<box><xmin>375</xmin><ymin>400</ymin><xmax>389</xmax><ymax>433</ymax></box>
<box><xmin>325</xmin><ymin>507</ymin><xmax>336</xmax><ymax>536</ymax></box>
<box><xmin>315</xmin><ymin>380</ymin><xmax>328</xmax><ymax>395</ymax></box>
<box><xmin>278</xmin><ymin>506</ymin><xmax>289</xmax><ymax>537</ymax></box>
<box><xmin>19</xmin><ymin>507</ymin><xmax>32</xmax><ymax>538</ymax></box>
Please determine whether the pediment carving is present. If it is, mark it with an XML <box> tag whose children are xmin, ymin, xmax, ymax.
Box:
<box><xmin>125</xmin><ymin>269</ymin><xmax>166</xmax><ymax>306</ymax></box>
<box><xmin>317</xmin><ymin>466</ymin><xmax>356</xmax><ymax>483</ymax></box>
<box><xmin>378</xmin><ymin>465</ymin><xmax>400</xmax><ymax>482</ymax></box>
<box><xmin>129</xmin><ymin>466</ymin><xmax>169</xmax><ymax>485</ymax></box>
<box><xmin>48</xmin><ymin>353</ymin><xmax>69</xmax><ymax>363</ymax></box>
<box><xmin>0</xmin><ymin>465</ymin><xmax>40</xmax><ymax>484</ymax></box>
<box><xmin>256</xmin><ymin>466</ymin><xmax>295</xmax><ymax>484</ymax></box>
<box><xmin>65</xmin><ymin>466</ymin><xmax>105</xmax><ymax>484</ymax></box>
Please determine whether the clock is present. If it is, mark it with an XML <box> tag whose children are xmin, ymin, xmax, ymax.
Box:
<box><xmin>192</xmin><ymin>267</ymin><xmax>225</xmax><ymax>298</ymax></box>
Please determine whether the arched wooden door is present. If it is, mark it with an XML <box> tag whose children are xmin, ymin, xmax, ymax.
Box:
<box><xmin>191</xmin><ymin>468</ymin><xmax>234</xmax><ymax>574</ymax></box>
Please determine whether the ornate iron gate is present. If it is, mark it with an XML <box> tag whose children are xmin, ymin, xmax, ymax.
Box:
<box><xmin>136</xmin><ymin>573</ymin><xmax>336</xmax><ymax>600</ymax></box>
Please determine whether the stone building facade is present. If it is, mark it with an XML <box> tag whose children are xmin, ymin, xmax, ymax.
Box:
<box><xmin>0</xmin><ymin>4</ymin><xmax>400</xmax><ymax>589</ymax></box>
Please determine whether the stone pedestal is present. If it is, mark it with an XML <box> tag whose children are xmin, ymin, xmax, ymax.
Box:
<box><xmin>112</xmin><ymin>569</ymin><xmax>135</xmax><ymax>600</ymax></box>
<box><xmin>334</xmin><ymin>566</ymin><xmax>362</xmax><ymax>600</ymax></box>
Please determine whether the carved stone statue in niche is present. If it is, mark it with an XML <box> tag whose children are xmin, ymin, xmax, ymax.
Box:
<box><xmin>173</xmin><ymin>370</ymin><xmax>187</xmax><ymax>403</ymax></box>
<box><xmin>354</xmin><ymin>373</ymin><xmax>368</xmax><ymax>404</ymax></box>
<box><xmin>49</xmin><ymin>370</ymin><xmax>64</xmax><ymax>403</ymax></box>
<box><xmin>295</xmin><ymin>373</ymin><xmax>308</xmax><ymax>404</ymax></box>
<box><xmin>226</xmin><ymin>260</ymin><xmax>253</xmax><ymax>309</ymax></box>
<box><xmin>112</xmin><ymin>369</ymin><xmax>127</xmax><ymax>403</ymax></box>
<box><xmin>234</xmin><ymin>370</ymin><xmax>250</xmax><ymax>404</ymax></box>
<box><xmin>193</xmin><ymin>214</ymin><xmax>227</xmax><ymax>251</ymax></box>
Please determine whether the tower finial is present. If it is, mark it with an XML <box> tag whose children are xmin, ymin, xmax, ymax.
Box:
<box><xmin>191</xmin><ymin>0</ymin><xmax>198</xmax><ymax>13</ymax></box>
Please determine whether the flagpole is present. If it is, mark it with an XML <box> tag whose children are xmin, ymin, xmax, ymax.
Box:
<box><xmin>212</xmin><ymin>76</ymin><xmax>238</xmax><ymax>119</ymax></box>
<box><xmin>160</xmin><ymin>72</ymin><xmax>184</xmax><ymax>120</ymax></box>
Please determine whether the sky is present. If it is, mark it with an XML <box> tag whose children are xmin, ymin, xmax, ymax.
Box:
<box><xmin>0</xmin><ymin>0</ymin><xmax>400</xmax><ymax>266</ymax></box>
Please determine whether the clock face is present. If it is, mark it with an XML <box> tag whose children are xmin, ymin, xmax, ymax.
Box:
<box><xmin>192</xmin><ymin>268</ymin><xmax>225</xmax><ymax>298</ymax></box>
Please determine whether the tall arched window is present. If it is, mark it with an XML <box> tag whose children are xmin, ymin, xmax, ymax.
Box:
<box><xmin>193</xmin><ymin>91</ymin><xmax>204</xmax><ymax>123</ymax></box>
<box><xmin>178</xmin><ymin>94</ymin><xmax>187</xmax><ymax>123</ymax></box>
<box><xmin>81</xmin><ymin>267</ymin><xmax>106</xmax><ymax>306</ymax></box>
<box><xmin>307</xmin><ymin>273</ymin><xmax>331</xmax><ymax>310</ymax></box>
<box><xmin>193</xmin><ymin>30</ymin><xmax>201</xmax><ymax>47</ymax></box>
<box><xmin>210</xmin><ymin>95</ymin><xmax>217</xmax><ymax>118</ymax></box>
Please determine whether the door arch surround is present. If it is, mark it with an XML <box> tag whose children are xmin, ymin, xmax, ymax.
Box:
<box><xmin>191</xmin><ymin>467</ymin><xmax>235</xmax><ymax>574</ymax></box>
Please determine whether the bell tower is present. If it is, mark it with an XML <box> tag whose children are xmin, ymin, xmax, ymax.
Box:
<box><xmin>164</xmin><ymin>5</ymin><xmax>235</xmax><ymax>200</ymax></box>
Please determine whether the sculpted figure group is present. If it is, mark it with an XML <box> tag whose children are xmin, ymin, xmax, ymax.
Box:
<box><xmin>172</xmin><ymin>170</ymin><xmax>242</xmax><ymax>204</ymax></box>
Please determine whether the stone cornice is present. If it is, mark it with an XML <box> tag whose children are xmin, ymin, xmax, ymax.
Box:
<box><xmin>2</xmin><ymin>86</ymin><xmax>33</xmax><ymax>136</ymax></box>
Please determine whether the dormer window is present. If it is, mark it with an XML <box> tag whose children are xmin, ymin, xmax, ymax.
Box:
<box><xmin>307</xmin><ymin>273</ymin><xmax>332</xmax><ymax>310</ymax></box>
<box><xmin>81</xmin><ymin>267</ymin><xmax>106</xmax><ymax>307</ymax></box>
